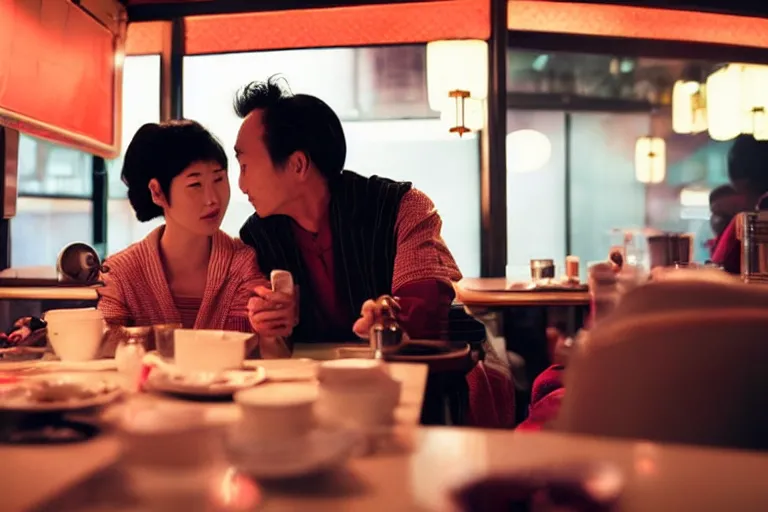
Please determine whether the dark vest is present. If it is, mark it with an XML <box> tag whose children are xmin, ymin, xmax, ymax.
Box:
<box><xmin>239</xmin><ymin>171</ymin><xmax>412</xmax><ymax>342</ymax></box>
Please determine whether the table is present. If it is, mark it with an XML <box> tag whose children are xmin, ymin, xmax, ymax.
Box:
<box><xmin>0</xmin><ymin>287</ymin><xmax>100</xmax><ymax>301</ymax></box>
<box><xmin>0</xmin><ymin>359</ymin><xmax>428</xmax><ymax>511</ymax></box>
<box><xmin>455</xmin><ymin>278</ymin><xmax>591</xmax><ymax>424</ymax></box>
<box><xmin>455</xmin><ymin>278</ymin><xmax>590</xmax><ymax>307</ymax></box>
<box><xmin>27</xmin><ymin>427</ymin><xmax>768</xmax><ymax>511</ymax></box>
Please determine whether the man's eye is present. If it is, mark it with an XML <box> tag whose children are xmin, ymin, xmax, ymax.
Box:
<box><xmin>188</xmin><ymin>183</ymin><xmax>202</xmax><ymax>188</ymax></box>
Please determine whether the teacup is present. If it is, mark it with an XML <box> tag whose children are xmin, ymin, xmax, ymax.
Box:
<box><xmin>315</xmin><ymin>359</ymin><xmax>401</xmax><ymax>429</ymax></box>
<box><xmin>116</xmin><ymin>405</ymin><xmax>226</xmax><ymax>506</ymax></box>
<box><xmin>234</xmin><ymin>384</ymin><xmax>317</xmax><ymax>444</ymax></box>
<box><xmin>43</xmin><ymin>308</ymin><xmax>104</xmax><ymax>362</ymax></box>
<box><xmin>173</xmin><ymin>329</ymin><xmax>250</xmax><ymax>374</ymax></box>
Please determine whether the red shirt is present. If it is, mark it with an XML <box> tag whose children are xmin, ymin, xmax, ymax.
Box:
<box><xmin>291</xmin><ymin>188</ymin><xmax>460</xmax><ymax>339</ymax></box>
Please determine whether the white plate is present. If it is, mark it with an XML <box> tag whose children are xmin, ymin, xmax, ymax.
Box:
<box><xmin>145</xmin><ymin>367</ymin><xmax>267</xmax><ymax>397</ymax></box>
<box><xmin>246</xmin><ymin>358</ymin><xmax>318</xmax><ymax>382</ymax></box>
<box><xmin>226</xmin><ymin>427</ymin><xmax>361</xmax><ymax>480</ymax></box>
<box><xmin>0</xmin><ymin>372</ymin><xmax>123</xmax><ymax>413</ymax></box>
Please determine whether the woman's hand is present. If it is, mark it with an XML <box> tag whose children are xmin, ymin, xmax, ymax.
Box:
<box><xmin>247</xmin><ymin>285</ymin><xmax>296</xmax><ymax>338</ymax></box>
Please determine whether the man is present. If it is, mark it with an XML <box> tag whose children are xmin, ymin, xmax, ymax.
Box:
<box><xmin>704</xmin><ymin>184</ymin><xmax>746</xmax><ymax>258</ymax></box>
<box><xmin>233</xmin><ymin>77</ymin><xmax>514</xmax><ymax>428</ymax></box>
<box><xmin>712</xmin><ymin>135</ymin><xmax>768</xmax><ymax>273</ymax></box>
<box><xmin>234</xmin><ymin>76</ymin><xmax>461</xmax><ymax>344</ymax></box>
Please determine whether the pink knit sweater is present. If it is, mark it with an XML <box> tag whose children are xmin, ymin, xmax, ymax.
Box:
<box><xmin>98</xmin><ymin>226</ymin><xmax>266</xmax><ymax>332</ymax></box>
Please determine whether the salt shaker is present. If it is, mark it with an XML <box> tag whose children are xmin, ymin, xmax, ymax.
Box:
<box><xmin>114</xmin><ymin>326</ymin><xmax>150</xmax><ymax>392</ymax></box>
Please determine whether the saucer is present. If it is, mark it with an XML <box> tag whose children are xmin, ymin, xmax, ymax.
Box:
<box><xmin>245</xmin><ymin>358</ymin><xmax>318</xmax><ymax>382</ymax></box>
<box><xmin>145</xmin><ymin>367</ymin><xmax>267</xmax><ymax>398</ymax></box>
<box><xmin>225</xmin><ymin>427</ymin><xmax>362</xmax><ymax>480</ymax></box>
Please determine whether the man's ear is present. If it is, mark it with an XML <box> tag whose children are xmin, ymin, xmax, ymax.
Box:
<box><xmin>287</xmin><ymin>151</ymin><xmax>311</xmax><ymax>181</ymax></box>
<box><xmin>148</xmin><ymin>179</ymin><xmax>168</xmax><ymax>208</ymax></box>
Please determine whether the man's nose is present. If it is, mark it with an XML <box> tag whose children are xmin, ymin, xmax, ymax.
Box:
<box><xmin>238</xmin><ymin>173</ymin><xmax>247</xmax><ymax>195</ymax></box>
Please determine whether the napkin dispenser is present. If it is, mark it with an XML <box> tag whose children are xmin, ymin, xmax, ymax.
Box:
<box><xmin>738</xmin><ymin>211</ymin><xmax>768</xmax><ymax>284</ymax></box>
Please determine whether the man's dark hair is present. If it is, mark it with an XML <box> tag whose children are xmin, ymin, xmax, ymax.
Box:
<box><xmin>121</xmin><ymin>120</ymin><xmax>227</xmax><ymax>222</ymax></box>
<box><xmin>727</xmin><ymin>134</ymin><xmax>768</xmax><ymax>196</ymax></box>
<box><xmin>709</xmin><ymin>184</ymin><xmax>738</xmax><ymax>205</ymax></box>
<box><xmin>233</xmin><ymin>75</ymin><xmax>346</xmax><ymax>181</ymax></box>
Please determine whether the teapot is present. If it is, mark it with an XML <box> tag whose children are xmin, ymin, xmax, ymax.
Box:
<box><xmin>56</xmin><ymin>242</ymin><xmax>109</xmax><ymax>285</ymax></box>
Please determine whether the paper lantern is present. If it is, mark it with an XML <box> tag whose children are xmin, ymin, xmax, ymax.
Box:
<box><xmin>707</xmin><ymin>63</ymin><xmax>768</xmax><ymax>141</ymax></box>
<box><xmin>672</xmin><ymin>80</ymin><xmax>707</xmax><ymax>134</ymax></box>
<box><xmin>741</xmin><ymin>65</ymin><xmax>768</xmax><ymax>140</ymax></box>
<box><xmin>635</xmin><ymin>137</ymin><xmax>666</xmax><ymax>184</ymax></box>
<box><xmin>706</xmin><ymin>66</ymin><xmax>742</xmax><ymax>141</ymax></box>
<box><xmin>426</xmin><ymin>40</ymin><xmax>488</xmax><ymax>113</ymax></box>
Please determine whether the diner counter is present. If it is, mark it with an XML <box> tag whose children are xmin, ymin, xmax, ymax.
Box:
<box><xmin>0</xmin><ymin>286</ymin><xmax>100</xmax><ymax>301</ymax></box>
<box><xmin>455</xmin><ymin>278</ymin><xmax>590</xmax><ymax>307</ymax></box>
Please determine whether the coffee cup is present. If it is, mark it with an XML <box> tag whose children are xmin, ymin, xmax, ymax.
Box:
<box><xmin>173</xmin><ymin>329</ymin><xmax>250</xmax><ymax>374</ymax></box>
<box><xmin>234</xmin><ymin>384</ymin><xmax>317</xmax><ymax>444</ymax></box>
<box><xmin>315</xmin><ymin>359</ymin><xmax>401</xmax><ymax>429</ymax></box>
<box><xmin>44</xmin><ymin>308</ymin><xmax>104</xmax><ymax>362</ymax></box>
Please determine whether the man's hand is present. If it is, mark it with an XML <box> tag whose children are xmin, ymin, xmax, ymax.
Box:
<box><xmin>247</xmin><ymin>285</ymin><xmax>296</xmax><ymax>338</ymax></box>
<box><xmin>352</xmin><ymin>299</ymin><xmax>378</xmax><ymax>339</ymax></box>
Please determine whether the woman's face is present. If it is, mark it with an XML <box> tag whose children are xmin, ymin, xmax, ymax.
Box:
<box><xmin>153</xmin><ymin>160</ymin><xmax>230</xmax><ymax>235</ymax></box>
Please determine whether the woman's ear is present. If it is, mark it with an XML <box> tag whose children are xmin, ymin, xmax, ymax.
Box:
<box><xmin>148</xmin><ymin>179</ymin><xmax>168</xmax><ymax>209</ymax></box>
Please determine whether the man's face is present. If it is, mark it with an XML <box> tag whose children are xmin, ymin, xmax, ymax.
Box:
<box><xmin>234</xmin><ymin>110</ymin><xmax>295</xmax><ymax>217</ymax></box>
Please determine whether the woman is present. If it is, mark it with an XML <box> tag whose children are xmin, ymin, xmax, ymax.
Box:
<box><xmin>98</xmin><ymin>120</ymin><xmax>293</xmax><ymax>357</ymax></box>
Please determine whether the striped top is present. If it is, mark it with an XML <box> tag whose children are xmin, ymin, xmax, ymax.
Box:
<box><xmin>97</xmin><ymin>226</ymin><xmax>266</xmax><ymax>333</ymax></box>
<box><xmin>174</xmin><ymin>296</ymin><xmax>202</xmax><ymax>329</ymax></box>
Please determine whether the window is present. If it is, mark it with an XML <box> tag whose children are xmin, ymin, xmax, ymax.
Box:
<box><xmin>183</xmin><ymin>46</ymin><xmax>481</xmax><ymax>276</ymax></box>
<box><xmin>507</xmin><ymin>49</ymin><xmax>740</xmax><ymax>277</ymax></box>
<box><xmin>17</xmin><ymin>134</ymin><xmax>92</xmax><ymax>197</ymax></box>
<box><xmin>11</xmin><ymin>136</ymin><xmax>93</xmax><ymax>267</ymax></box>
<box><xmin>107</xmin><ymin>55</ymin><xmax>163</xmax><ymax>254</ymax></box>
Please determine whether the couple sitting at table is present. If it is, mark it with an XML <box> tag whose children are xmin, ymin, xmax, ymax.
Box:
<box><xmin>97</xmin><ymin>76</ymin><xmax>514</xmax><ymax>427</ymax></box>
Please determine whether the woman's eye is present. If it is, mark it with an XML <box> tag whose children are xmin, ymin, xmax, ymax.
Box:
<box><xmin>214</xmin><ymin>177</ymin><xmax>225</xmax><ymax>183</ymax></box>
<box><xmin>187</xmin><ymin>183</ymin><xmax>202</xmax><ymax>188</ymax></box>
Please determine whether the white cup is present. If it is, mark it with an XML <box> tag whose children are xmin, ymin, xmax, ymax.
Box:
<box><xmin>44</xmin><ymin>308</ymin><xmax>104</xmax><ymax>362</ymax></box>
<box><xmin>116</xmin><ymin>406</ymin><xmax>226</xmax><ymax>507</ymax></box>
<box><xmin>173</xmin><ymin>329</ymin><xmax>250</xmax><ymax>374</ymax></box>
<box><xmin>315</xmin><ymin>359</ymin><xmax>401</xmax><ymax>429</ymax></box>
<box><xmin>234</xmin><ymin>384</ymin><xmax>317</xmax><ymax>444</ymax></box>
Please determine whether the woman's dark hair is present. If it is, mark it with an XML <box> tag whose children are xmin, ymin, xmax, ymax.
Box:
<box><xmin>727</xmin><ymin>134</ymin><xmax>768</xmax><ymax>196</ymax></box>
<box><xmin>121</xmin><ymin>120</ymin><xmax>227</xmax><ymax>222</ymax></box>
<box><xmin>232</xmin><ymin>75</ymin><xmax>346</xmax><ymax>181</ymax></box>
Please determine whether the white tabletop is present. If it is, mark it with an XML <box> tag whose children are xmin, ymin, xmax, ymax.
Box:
<box><xmin>0</xmin><ymin>360</ymin><xmax>428</xmax><ymax>512</ymax></box>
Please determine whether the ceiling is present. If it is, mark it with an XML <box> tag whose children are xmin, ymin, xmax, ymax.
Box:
<box><xmin>120</xmin><ymin>0</ymin><xmax>768</xmax><ymax>17</ymax></box>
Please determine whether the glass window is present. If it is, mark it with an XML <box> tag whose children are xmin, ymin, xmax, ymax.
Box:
<box><xmin>183</xmin><ymin>46</ymin><xmax>481</xmax><ymax>276</ymax></box>
<box><xmin>11</xmin><ymin>197</ymin><xmax>92</xmax><ymax>267</ymax></box>
<box><xmin>17</xmin><ymin>134</ymin><xmax>92</xmax><ymax>197</ymax></box>
<box><xmin>507</xmin><ymin>48</ymin><xmax>744</xmax><ymax>277</ymax></box>
<box><xmin>107</xmin><ymin>55</ymin><xmax>163</xmax><ymax>254</ymax></box>
<box><xmin>506</xmin><ymin>110</ymin><xmax>566</xmax><ymax>280</ymax></box>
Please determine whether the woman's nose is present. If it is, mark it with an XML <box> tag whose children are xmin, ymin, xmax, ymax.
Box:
<box><xmin>204</xmin><ymin>185</ymin><xmax>219</xmax><ymax>206</ymax></box>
